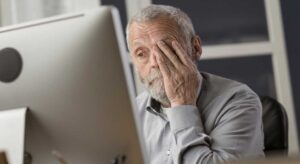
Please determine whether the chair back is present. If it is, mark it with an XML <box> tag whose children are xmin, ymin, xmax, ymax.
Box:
<box><xmin>260</xmin><ymin>96</ymin><xmax>289</xmax><ymax>156</ymax></box>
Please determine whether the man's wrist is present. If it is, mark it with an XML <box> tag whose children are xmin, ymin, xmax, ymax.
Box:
<box><xmin>166</xmin><ymin>105</ymin><xmax>203</xmax><ymax>133</ymax></box>
<box><xmin>171</xmin><ymin>100</ymin><xmax>196</xmax><ymax>108</ymax></box>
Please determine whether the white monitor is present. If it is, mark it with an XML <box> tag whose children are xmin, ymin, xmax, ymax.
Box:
<box><xmin>0</xmin><ymin>6</ymin><xmax>145</xmax><ymax>164</ymax></box>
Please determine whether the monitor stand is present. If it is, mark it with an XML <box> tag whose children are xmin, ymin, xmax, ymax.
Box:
<box><xmin>0</xmin><ymin>107</ymin><xmax>27</xmax><ymax>164</ymax></box>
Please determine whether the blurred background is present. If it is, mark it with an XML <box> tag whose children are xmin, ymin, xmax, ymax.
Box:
<box><xmin>0</xmin><ymin>0</ymin><xmax>299</xmax><ymax>154</ymax></box>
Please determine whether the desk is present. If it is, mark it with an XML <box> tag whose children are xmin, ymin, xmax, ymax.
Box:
<box><xmin>230</xmin><ymin>156</ymin><xmax>300</xmax><ymax>164</ymax></box>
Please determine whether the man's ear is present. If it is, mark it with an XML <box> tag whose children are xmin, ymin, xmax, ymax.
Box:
<box><xmin>191</xmin><ymin>35</ymin><xmax>202</xmax><ymax>61</ymax></box>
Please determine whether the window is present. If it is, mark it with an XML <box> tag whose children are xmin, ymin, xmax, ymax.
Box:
<box><xmin>152</xmin><ymin>0</ymin><xmax>268</xmax><ymax>45</ymax></box>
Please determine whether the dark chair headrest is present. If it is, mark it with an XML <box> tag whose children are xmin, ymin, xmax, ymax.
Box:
<box><xmin>260</xmin><ymin>96</ymin><xmax>288</xmax><ymax>156</ymax></box>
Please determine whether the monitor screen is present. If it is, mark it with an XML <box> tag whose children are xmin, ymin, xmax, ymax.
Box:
<box><xmin>0</xmin><ymin>6</ymin><xmax>145</xmax><ymax>164</ymax></box>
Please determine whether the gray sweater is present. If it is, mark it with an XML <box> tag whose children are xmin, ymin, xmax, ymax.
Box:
<box><xmin>136</xmin><ymin>72</ymin><xmax>264</xmax><ymax>164</ymax></box>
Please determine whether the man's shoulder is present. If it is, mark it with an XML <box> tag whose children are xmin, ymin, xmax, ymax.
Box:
<box><xmin>201</xmin><ymin>72</ymin><xmax>255</xmax><ymax>95</ymax></box>
<box><xmin>200</xmin><ymin>72</ymin><xmax>262</xmax><ymax>122</ymax></box>
<box><xmin>200</xmin><ymin>72</ymin><xmax>260</xmax><ymax>109</ymax></box>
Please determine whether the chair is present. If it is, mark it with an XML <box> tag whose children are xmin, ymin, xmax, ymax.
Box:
<box><xmin>260</xmin><ymin>96</ymin><xmax>289</xmax><ymax>156</ymax></box>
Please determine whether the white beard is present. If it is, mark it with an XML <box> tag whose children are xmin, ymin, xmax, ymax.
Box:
<box><xmin>140</xmin><ymin>68</ymin><xmax>170</xmax><ymax>107</ymax></box>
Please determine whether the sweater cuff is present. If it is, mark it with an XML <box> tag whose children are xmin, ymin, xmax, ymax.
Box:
<box><xmin>166</xmin><ymin>105</ymin><xmax>204</xmax><ymax>133</ymax></box>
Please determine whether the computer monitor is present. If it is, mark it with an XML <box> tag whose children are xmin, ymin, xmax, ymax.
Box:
<box><xmin>0</xmin><ymin>6</ymin><xmax>145</xmax><ymax>164</ymax></box>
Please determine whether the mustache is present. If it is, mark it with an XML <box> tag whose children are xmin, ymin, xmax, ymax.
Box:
<box><xmin>148</xmin><ymin>69</ymin><xmax>162</xmax><ymax>81</ymax></box>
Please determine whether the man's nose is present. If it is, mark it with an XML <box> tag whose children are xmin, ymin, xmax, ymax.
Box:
<box><xmin>149</xmin><ymin>52</ymin><xmax>159</xmax><ymax>68</ymax></box>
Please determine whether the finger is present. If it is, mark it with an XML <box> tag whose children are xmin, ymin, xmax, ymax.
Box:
<box><xmin>172</xmin><ymin>40</ymin><xmax>193</xmax><ymax>66</ymax></box>
<box><xmin>157</xmin><ymin>40</ymin><xmax>183</xmax><ymax>69</ymax></box>
<box><xmin>154</xmin><ymin>45</ymin><xmax>172</xmax><ymax>77</ymax></box>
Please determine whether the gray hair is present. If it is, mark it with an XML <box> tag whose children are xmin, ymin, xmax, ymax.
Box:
<box><xmin>126</xmin><ymin>4</ymin><xmax>196</xmax><ymax>49</ymax></box>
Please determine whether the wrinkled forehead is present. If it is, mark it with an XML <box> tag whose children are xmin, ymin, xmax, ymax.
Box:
<box><xmin>128</xmin><ymin>17</ymin><xmax>183</xmax><ymax>48</ymax></box>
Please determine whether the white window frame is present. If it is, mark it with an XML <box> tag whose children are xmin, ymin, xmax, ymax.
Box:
<box><xmin>125</xmin><ymin>0</ymin><xmax>299</xmax><ymax>154</ymax></box>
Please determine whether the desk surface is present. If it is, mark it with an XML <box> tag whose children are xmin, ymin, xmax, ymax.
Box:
<box><xmin>230</xmin><ymin>156</ymin><xmax>300</xmax><ymax>164</ymax></box>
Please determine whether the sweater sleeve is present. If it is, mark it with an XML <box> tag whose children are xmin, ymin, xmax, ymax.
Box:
<box><xmin>165</xmin><ymin>92</ymin><xmax>264</xmax><ymax>164</ymax></box>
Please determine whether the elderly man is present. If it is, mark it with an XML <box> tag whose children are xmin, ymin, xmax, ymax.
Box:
<box><xmin>126</xmin><ymin>4</ymin><xmax>264</xmax><ymax>164</ymax></box>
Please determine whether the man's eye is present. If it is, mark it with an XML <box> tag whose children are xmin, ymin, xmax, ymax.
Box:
<box><xmin>136</xmin><ymin>52</ymin><xmax>146</xmax><ymax>58</ymax></box>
